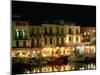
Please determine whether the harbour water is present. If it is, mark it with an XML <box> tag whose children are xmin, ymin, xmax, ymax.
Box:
<box><xmin>23</xmin><ymin>62</ymin><xmax>96</xmax><ymax>74</ymax></box>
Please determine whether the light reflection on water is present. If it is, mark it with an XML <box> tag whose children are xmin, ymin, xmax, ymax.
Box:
<box><xmin>24</xmin><ymin>62</ymin><xmax>96</xmax><ymax>74</ymax></box>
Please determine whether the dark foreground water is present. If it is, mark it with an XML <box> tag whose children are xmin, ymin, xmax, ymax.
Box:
<box><xmin>12</xmin><ymin>62</ymin><xmax>96</xmax><ymax>74</ymax></box>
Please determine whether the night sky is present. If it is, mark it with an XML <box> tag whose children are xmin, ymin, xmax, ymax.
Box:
<box><xmin>12</xmin><ymin>1</ymin><xmax>96</xmax><ymax>27</ymax></box>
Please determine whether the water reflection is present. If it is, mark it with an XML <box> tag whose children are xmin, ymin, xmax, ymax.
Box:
<box><xmin>23</xmin><ymin>62</ymin><xmax>96</xmax><ymax>74</ymax></box>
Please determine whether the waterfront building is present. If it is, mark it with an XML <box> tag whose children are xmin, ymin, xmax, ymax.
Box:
<box><xmin>80</xmin><ymin>27</ymin><xmax>96</xmax><ymax>55</ymax></box>
<box><xmin>12</xmin><ymin>21</ymin><xmax>96</xmax><ymax>58</ymax></box>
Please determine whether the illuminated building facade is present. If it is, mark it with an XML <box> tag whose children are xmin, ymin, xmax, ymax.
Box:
<box><xmin>12</xmin><ymin>21</ymin><xmax>31</xmax><ymax>58</ymax></box>
<box><xmin>81</xmin><ymin>27</ymin><xmax>96</xmax><ymax>44</ymax></box>
<box><xmin>12</xmin><ymin>21</ymin><xmax>30</xmax><ymax>47</ymax></box>
<box><xmin>12</xmin><ymin>21</ymin><xmax>96</xmax><ymax>58</ymax></box>
<box><xmin>79</xmin><ymin>27</ymin><xmax>96</xmax><ymax>55</ymax></box>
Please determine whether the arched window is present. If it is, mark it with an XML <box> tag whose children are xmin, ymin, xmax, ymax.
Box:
<box><xmin>45</xmin><ymin>38</ymin><xmax>47</xmax><ymax>44</ymax></box>
<box><xmin>37</xmin><ymin>28</ymin><xmax>39</xmax><ymax>34</ymax></box>
<box><xmin>37</xmin><ymin>39</ymin><xmax>39</xmax><ymax>46</ymax></box>
<box><xmin>50</xmin><ymin>27</ymin><xmax>52</xmax><ymax>34</ymax></box>
<box><xmin>76</xmin><ymin>29</ymin><xmax>79</xmax><ymax>34</ymax></box>
<box><xmin>56</xmin><ymin>37</ymin><xmax>59</xmax><ymax>45</ymax></box>
<box><xmin>56</xmin><ymin>27</ymin><xmax>59</xmax><ymax>34</ymax></box>
<box><xmin>23</xmin><ymin>41</ymin><xmax>26</xmax><ymax>47</ymax></box>
<box><xmin>69</xmin><ymin>28</ymin><xmax>71</xmax><ymax>34</ymax></box>
<box><xmin>61</xmin><ymin>37</ymin><xmax>64</xmax><ymax>44</ymax></box>
<box><xmin>22</xmin><ymin>30</ymin><xmax>25</xmax><ymax>38</ymax></box>
<box><xmin>76</xmin><ymin>36</ymin><xmax>79</xmax><ymax>42</ymax></box>
<box><xmin>61</xmin><ymin>28</ymin><xmax>64</xmax><ymax>34</ymax></box>
<box><xmin>44</xmin><ymin>27</ymin><xmax>47</xmax><ymax>34</ymax></box>
<box><xmin>50</xmin><ymin>37</ymin><xmax>52</xmax><ymax>44</ymax></box>
<box><xmin>69</xmin><ymin>36</ymin><xmax>72</xmax><ymax>41</ymax></box>
<box><xmin>16</xmin><ymin>40</ymin><xmax>19</xmax><ymax>47</ymax></box>
<box><xmin>16</xmin><ymin>29</ymin><xmax>19</xmax><ymax>39</ymax></box>
<box><xmin>30</xmin><ymin>28</ymin><xmax>34</xmax><ymax>37</ymax></box>
<box><xmin>31</xmin><ymin>38</ymin><xmax>34</xmax><ymax>47</ymax></box>
<box><xmin>19</xmin><ymin>30</ymin><xmax>23</xmax><ymax>39</ymax></box>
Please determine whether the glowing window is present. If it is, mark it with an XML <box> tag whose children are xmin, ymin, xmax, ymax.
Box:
<box><xmin>69</xmin><ymin>36</ymin><xmax>71</xmax><ymax>41</ymax></box>
<box><xmin>93</xmin><ymin>30</ymin><xmax>95</xmax><ymax>32</ymax></box>
<box><xmin>16</xmin><ymin>29</ymin><xmax>19</xmax><ymax>38</ymax></box>
<box><xmin>76</xmin><ymin>29</ymin><xmax>79</xmax><ymax>34</ymax></box>
<box><xmin>87</xmin><ymin>32</ymin><xmax>90</xmax><ymax>35</ymax></box>
<box><xmin>76</xmin><ymin>36</ymin><xmax>78</xmax><ymax>42</ymax></box>
<box><xmin>84</xmin><ymin>32</ymin><xmax>86</xmax><ymax>36</ymax></box>
<box><xmin>22</xmin><ymin>30</ymin><xmax>25</xmax><ymax>38</ymax></box>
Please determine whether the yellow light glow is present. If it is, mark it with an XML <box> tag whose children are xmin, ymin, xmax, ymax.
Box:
<box><xmin>87</xmin><ymin>32</ymin><xmax>90</xmax><ymax>35</ymax></box>
<box><xmin>33</xmin><ymin>69</ymin><xmax>36</xmax><ymax>73</ymax></box>
<box><xmin>60</xmin><ymin>47</ymin><xmax>65</xmax><ymax>55</ymax></box>
<box><xmin>27</xmin><ymin>51</ymin><xmax>30</xmax><ymax>55</ymax></box>
<box><xmin>19</xmin><ymin>52</ymin><xmax>23</xmax><ymax>57</ymax></box>
<box><xmin>72</xmin><ymin>66</ymin><xmax>75</xmax><ymax>70</ymax></box>
<box><xmin>61</xmin><ymin>66</ymin><xmax>64</xmax><ymax>71</ymax></box>
<box><xmin>11</xmin><ymin>52</ymin><xmax>14</xmax><ymax>57</ymax></box>
<box><xmin>33</xmin><ymin>51</ymin><xmax>36</xmax><ymax>54</ymax></box>
<box><xmin>26</xmin><ymin>70</ymin><xmax>30</xmax><ymax>74</ymax></box>
<box><xmin>37</xmin><ymin>70</ymin><xmax>40</xmax><ymax>73</ymax></box>
<box><xmin>49</xmin><ymin>67</ymin><xmax>52</xmax><ymax>72</ymax></box>
<box><xmin>84</xmin><ymin>32</ymin><xmax>86</xmax><ymax>36</ymax></box>
<box><xmin>93</xmin><ymin>30</ymin><xmax>95</xmax><ymax>32</ymax></box>
<box><xmin>81</xmin><ymin>37</ymin><xmax>83</xmax><ymax>40</ymax></box>
<box><xmin>79</xmin><ymin>36</ymin><xmax>80</xmax><ymax>43</ymax></box>
<box><xmin>66</xmin><ymin>36</ymin><xmax>69</xmax><ymax>43</ymax></box>
<box><xmin>56</xmin><ymin>47</ymin><xmax>59</xmax><ymax>49</ymax></box>
<box><xmin>73</xmin><ymin>36</ymin><xmax>76</xmax><ymax>43</ymax></box>
<box><xmin>54</xmin><ymin>67</ymin><xmax>58</xmax><ymax>71</ymax></box>
<box><xmin>88</xmin><ymin>64</ymin><xmax>91</xmax><ymax>69</ymax></box>
<box><xmin>85</xmin><ymin>46</ymin><xmax>90</xmax><ymax>49</ymax></box>
<box><xmin>42</xmin><ymin>47</ymin><xmax>53</xmax><ymax>57</ymax></box>
<box><xmin>37</xmin><ymin>51</ymin><xmax>40</xmax><ymax>53</ymax></box>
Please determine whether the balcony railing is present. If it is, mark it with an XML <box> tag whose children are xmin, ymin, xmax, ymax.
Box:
<box><xmin>43</xmin><ymin>32</ymin><xmax>66</xmax><ymax>36</ymax></box>
<box><xmin>15</xmin><ymin>36</ymin><xmax>29</xmax><ymax>40</ymax></box>
<box><xmin>43</xmin><ymin>33</ymin><xmax>55</xmax><ymax>36</ymax></box>
<box><xmin>76</xmin><ymin>32</ymin><xmax>80</xmax><ymax>35</ymax></box>
<box><xmin>56</xmin><ymin>43</ymin><xmax>66</xmax><ymax>46</ymax></box>
<box><xmin>31</xmin><ymin>44</ymin><xmax>42</xmax><ymax>48</ymax></box>
<box><xmin>68</xmin><ymin>32</ymin><xmax>73</xmax><ymax>35</ymax></box>
<box><xmin>30</xmin><ymin>33</ymin><xmax>42</xmax><ymax>37</ymax></box>
<box><xmin>56</xmin><ymin>33</ymin><xmax>66</xmax><ymax>36</ymax></box>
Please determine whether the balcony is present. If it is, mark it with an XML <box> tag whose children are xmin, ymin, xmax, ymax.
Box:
<box><xmin>15</xmin><ymin>36</ymin><xmax>29</xmax><ymax>40</ymax></box>
<box><xmin>43</xmin><ymin>33</ymin><xmax>55</xmax><ymax>36</ymax></box>
<box><xmin>56</xmin><ymin>43</ymin><xmax>66</xmax><ymax>46</ymax></box>
<box><xmin>76</xmin><ymin>32</ymin><xmax>80</xmax><ymax>35</ymax></box>
<box><xmin>56</xmin><ymin>33</ymin><xmax>66</xmax><ymax>36</ymax></box>
<box><xmin>68</xmin><ymin>32</ymin><xmax>73</xmax><ymax>35</ymax></box>
<box><xmin>30</xmin><ymin>33</ymin><xmax>42</xmax><ymax>37</ymax></box>
<box><xmin>32</xmin><ymin>44</ymin><xmax>42</xmax><ymax>48</ymax></box>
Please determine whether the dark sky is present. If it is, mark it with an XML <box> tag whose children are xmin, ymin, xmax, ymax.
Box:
<box><xmin>12</xmin><ymin>1</ymin><xmax>96</xmax><ymax>27</ymax></box>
